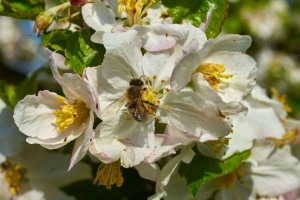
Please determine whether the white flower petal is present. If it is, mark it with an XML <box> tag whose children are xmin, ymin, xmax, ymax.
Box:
<box><xmin>203</xmin><ymin>51</ymin><xmax>257</xmax><ymax>102</ymax></box>
<box><xmin>206</xmin><ymin>34</ymin><xmax>252</xmax><ymax>55</ymax></box>
<box><xmin>68</xmin><ymin>110</ymin><xmax>94</xmax><ymax>170</ymax></box>
<box><xmin>170</xmin><ymin>39</ymin><xmax>203</xmax><ymax>91</ymax></box>
<box><xmin>13</xmin><ymin>91</ymin><xmax>60</xmax><ymax>140</ymax></box>
<box><xmin>91</xmin><ymin>31</ymin><xmax>104</xmax><ymax>44</ymax></box>
<box><xmin>244</xmin><ymin>145</ymin><xmax>300</xmax><ymax>196</ymax></box>
<box><xmin>135</xmin><ymin>162</ymin><xmax>160</xmax><ymax>182</ymax></box>
<box><xmin>0</xmin><ymin>99</ymin><xmax>24</xmax><ymax>158</ymax></box>
<box><xmin>159</xmin><ymin>91</ymin><xmax>231</xmax><ymax>140</ymax></box>
<box><xmin>192</xmin><ymin>73</ymin><xmax>248</xmax><ymax>116</ymax></box>
<box><xmin>102</xmin><ymin>30</ymin><xmax>143</xmax><ymax>90</ymax></box>
<box><xmin>82</xmin><ymin>0</ymin><xmax>115</xmax><ymax>32</ymax></box>
<box><xmin>91</xmin><ymin>117</ymin><xmax>155</xmax><ymax>167</ymax></box>
<box><xmin>223</xmin><ymin>107</ymin><xmax>285</xmax><ymax>159</ymax></box>
<box><xmin>14</xmin><ymin>144</ymin><xmax>91</xmax><ymax>188</ymax></box>
<box><xmin>49</xmin><ymin>54</ymin><xmax>91</xmax><ymax>106</ymax></box>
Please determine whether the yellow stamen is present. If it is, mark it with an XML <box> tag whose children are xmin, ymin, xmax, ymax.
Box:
<box><xmin>271</xmin><ymin>130</ymin><xmax>298</xmax><ymax>147</ymax></box>
<box><xmin>271</xmin><ymin>87</ymin><xmax>292</xmax><ymax>113</ymax></box>
<box><xmin>93</xmin><ymin>161</ymin><xmax>124</xmax><ymax>189</ymax></box>
<box><xmin>118</xmin><ymin>0</ymin><xmax>155</xmax><ymax>26</ymax></box>
<box><xmin>206</xmin><ymin>137</ymin><xmax>230</xmax><ymax>157</ymax></box>
<box><xmin>0</xmin><ymin>161</ymin><xmax>25</xmax><ymax>196</ymax></box>
<box><xmin>52</xmin><ymin>96</ymin><xmax>89</xmax><ymax>133</ymax></box>
<box><xmin>218</xmin><ymin>170</ymin><xmax>242</xmax><ymax>189</ymax></box>
<box><xmin>195</xmin><ymin>63</ymin><xmax>233</xmax><ymax>90</ymax></box>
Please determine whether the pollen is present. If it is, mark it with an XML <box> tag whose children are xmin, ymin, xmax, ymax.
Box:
<box><xmin>93</xmin><ymin>161</ymin><xmax>124</xmax><ymax>189</ymax></box>
<box><xmin>118</xmin><ymin>0</ymin><xmax>155</xmax><ymax>26</ymax></box>
<box><xmin>195</xmin><ymin>63</ymin><xmax>233</xmax><ymax>90</ymax></box>
<box><xmin>52</xmin><ymin>96</ymin><xmax>89</xmax><ymax>133</ymax></box>
<box><xmin>0</xmin><ymin>161</ymin><xmax>25</xmax><ymax>196</ymax></box>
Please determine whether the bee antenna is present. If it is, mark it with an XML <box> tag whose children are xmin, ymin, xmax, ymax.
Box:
<box><xmin>130</xmin><ymin>71</ymin><xmax>136</xmax><ymax>78</ymax></box>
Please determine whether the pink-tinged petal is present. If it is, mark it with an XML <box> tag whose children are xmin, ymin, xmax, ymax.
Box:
<box><xmin>158</xmin><ymin>91</ymin><xmax>231</xmax><ymax>140</ymax></box>
<box><xmin>143</xmin><ymin>33</ymin><xmax>176</xmax><ymax>52</ymax></box>
<box><xmin>144</xmin><ymin>134</ymin><xmax>180</xmax><ymax>163</ymax></box>
<box><xmin>68</xmin><ymin>110</ymin><xmax>94</xmax><ymax>170</ymax></box>
<box><xmin>90</xmin><ymin>137</ymin><xmax>125</xmax><ymax>163</ymax></box>
<box><xmin>13</xmin><ymin>91</ymin><xmax>60</xmax><ymax>140</ymax></box>
<box><xmin>82</xmin><ymin>0</ymin><xmax>115</xmax><ymax>32</ymax></box>
<box><xmin>199</xmin><ymin>3</ymin><xmax>214</xmax><ymax>31</ymax></box>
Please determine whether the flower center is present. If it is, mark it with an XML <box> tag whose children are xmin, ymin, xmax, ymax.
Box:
<box><xmin>118</xmin><ymin>0</ymin><xmax>155</xmax><ymax>26</ymax></box>
<box><xmin>52</xmin><ymin>96</ymin><xmax>89</xmax><ymax>133</ymax></box>
<box><xmin>206</xmin><ymin>137</ymin><xmax>230</xmax><ymax>157</ymax></box>
<box><xmin>0</xmin><ymin>161</ymin><xmax>26</xmax><ymax>196</ymax></box>
<box><xmin>93</xmin><ymin>161</ymin><xmax>124</xmax><ymax>189</ymax></box>
<box><xmin>218</xmin><ymin>170</ymin><xmax>242</xmax><ymax>189</ymax></box>
<box><xmin>195</xmin><ymin>63</ymin><xmax>233</xmax><ymax>90</ymax></box>
<box><xmin>141</xmin><ymin>75</ymin><xmax>170</xmax><ymax>119</ymax></box>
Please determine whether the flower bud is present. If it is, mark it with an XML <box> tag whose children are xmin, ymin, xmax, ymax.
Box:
<box><xmin>70</xmin><ymin>0</ymin><xmax>88</xmax><ymax>7</ymax></box>
<box><xmin>32</xmin><ymin>2</ymin><xmax>71</xmax><ymax>36</ymax></box>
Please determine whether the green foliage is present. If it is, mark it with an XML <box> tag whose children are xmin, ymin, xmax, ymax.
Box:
<box><xmin>178</xmin><ymin>150</ymin><xmax>251</xmax><ymax>196</ymax></box>
<box><xmin>0</xmin><ymin>0</ymin><xmax>44</xmax><ymax>20</ymax></box>
<box><xmin>162</xmin><ymin>0</ymin><xmax>228</xmax><ymax>38</ymax></box>
<box><xmin>41</xmin><ymin>29</ymin><xmax>105</xmax><ymax>74</ymax></box>
<box><xmin>0</xmin><ymin>72</ymin><xmax>39</xmax><ymax>109</ymax></box>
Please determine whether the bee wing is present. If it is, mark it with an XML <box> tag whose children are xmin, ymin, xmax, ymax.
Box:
<box><xmin>100</xmin><ymin>94</ymin><xmax>127</xmax><ymax>119</ymax></box>
<box><xmin>129</xmin><ymin>98</ymin><xmax>148</xmax><ymax>122</ymax></box>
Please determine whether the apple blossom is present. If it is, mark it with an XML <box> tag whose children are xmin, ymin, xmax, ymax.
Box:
<box><xmin>84</xmin><ymin>29</ymin><xmax>231</xmax><ymax>189</ymax></box>
<box><xmin>171</xmin><ymin>34</ymin><xmax>257</xmax><ymax>116</ymax></box>
<box><xmin>13</xmin><ymin>54</ymin><xmax>99</xmax><ymax>170</ymax></box>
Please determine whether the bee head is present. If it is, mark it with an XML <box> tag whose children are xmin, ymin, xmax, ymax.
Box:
<box><xmin>130</xmin><ymin>78</ymin><xmax>144</xmax><ymax>86</ymax></box>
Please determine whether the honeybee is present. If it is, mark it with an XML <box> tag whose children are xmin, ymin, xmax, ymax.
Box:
<box><xmin>101</xmin><ymin>77</ymin><xmax>149</xmax><ymax>122</ymax></box>
<box><xmin>126</xmin><ymin>78</ymin><xmax>148</xmax><ymax>122</ymax></box>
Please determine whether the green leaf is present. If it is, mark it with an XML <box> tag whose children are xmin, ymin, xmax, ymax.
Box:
<box><xmin>178</xmin><ymin>150</ymin><xmax>251</xmax><ymax>196</ymax></box>
<box><xmin>41</xmin><ymin>29</ymin><xmax>70</xmax><ymax>54</ymax></box>
<box><xmin>162</xmin><ymin>0</ymin><xmax>229</xmax><ymax>38</ymax></box>
<box><xmin>0</xmin><ymin>0</ymin><xmax>44</xmax><ymax>20</ymax></box>
<box><xmin>0</xmin><ymin>71</ymin><xmax>39</xmax><ymax>109</ymax></box>
<box><xmin>41</xmin><ymin>29</ymin><xmax>105</xmax><ymax>75</ymax></box>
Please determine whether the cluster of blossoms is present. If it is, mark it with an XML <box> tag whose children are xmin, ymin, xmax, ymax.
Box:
<box><xmin>5</xmin><ymin>0</ymin><xmax>300</xmax><ymax>199</ymax></box>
